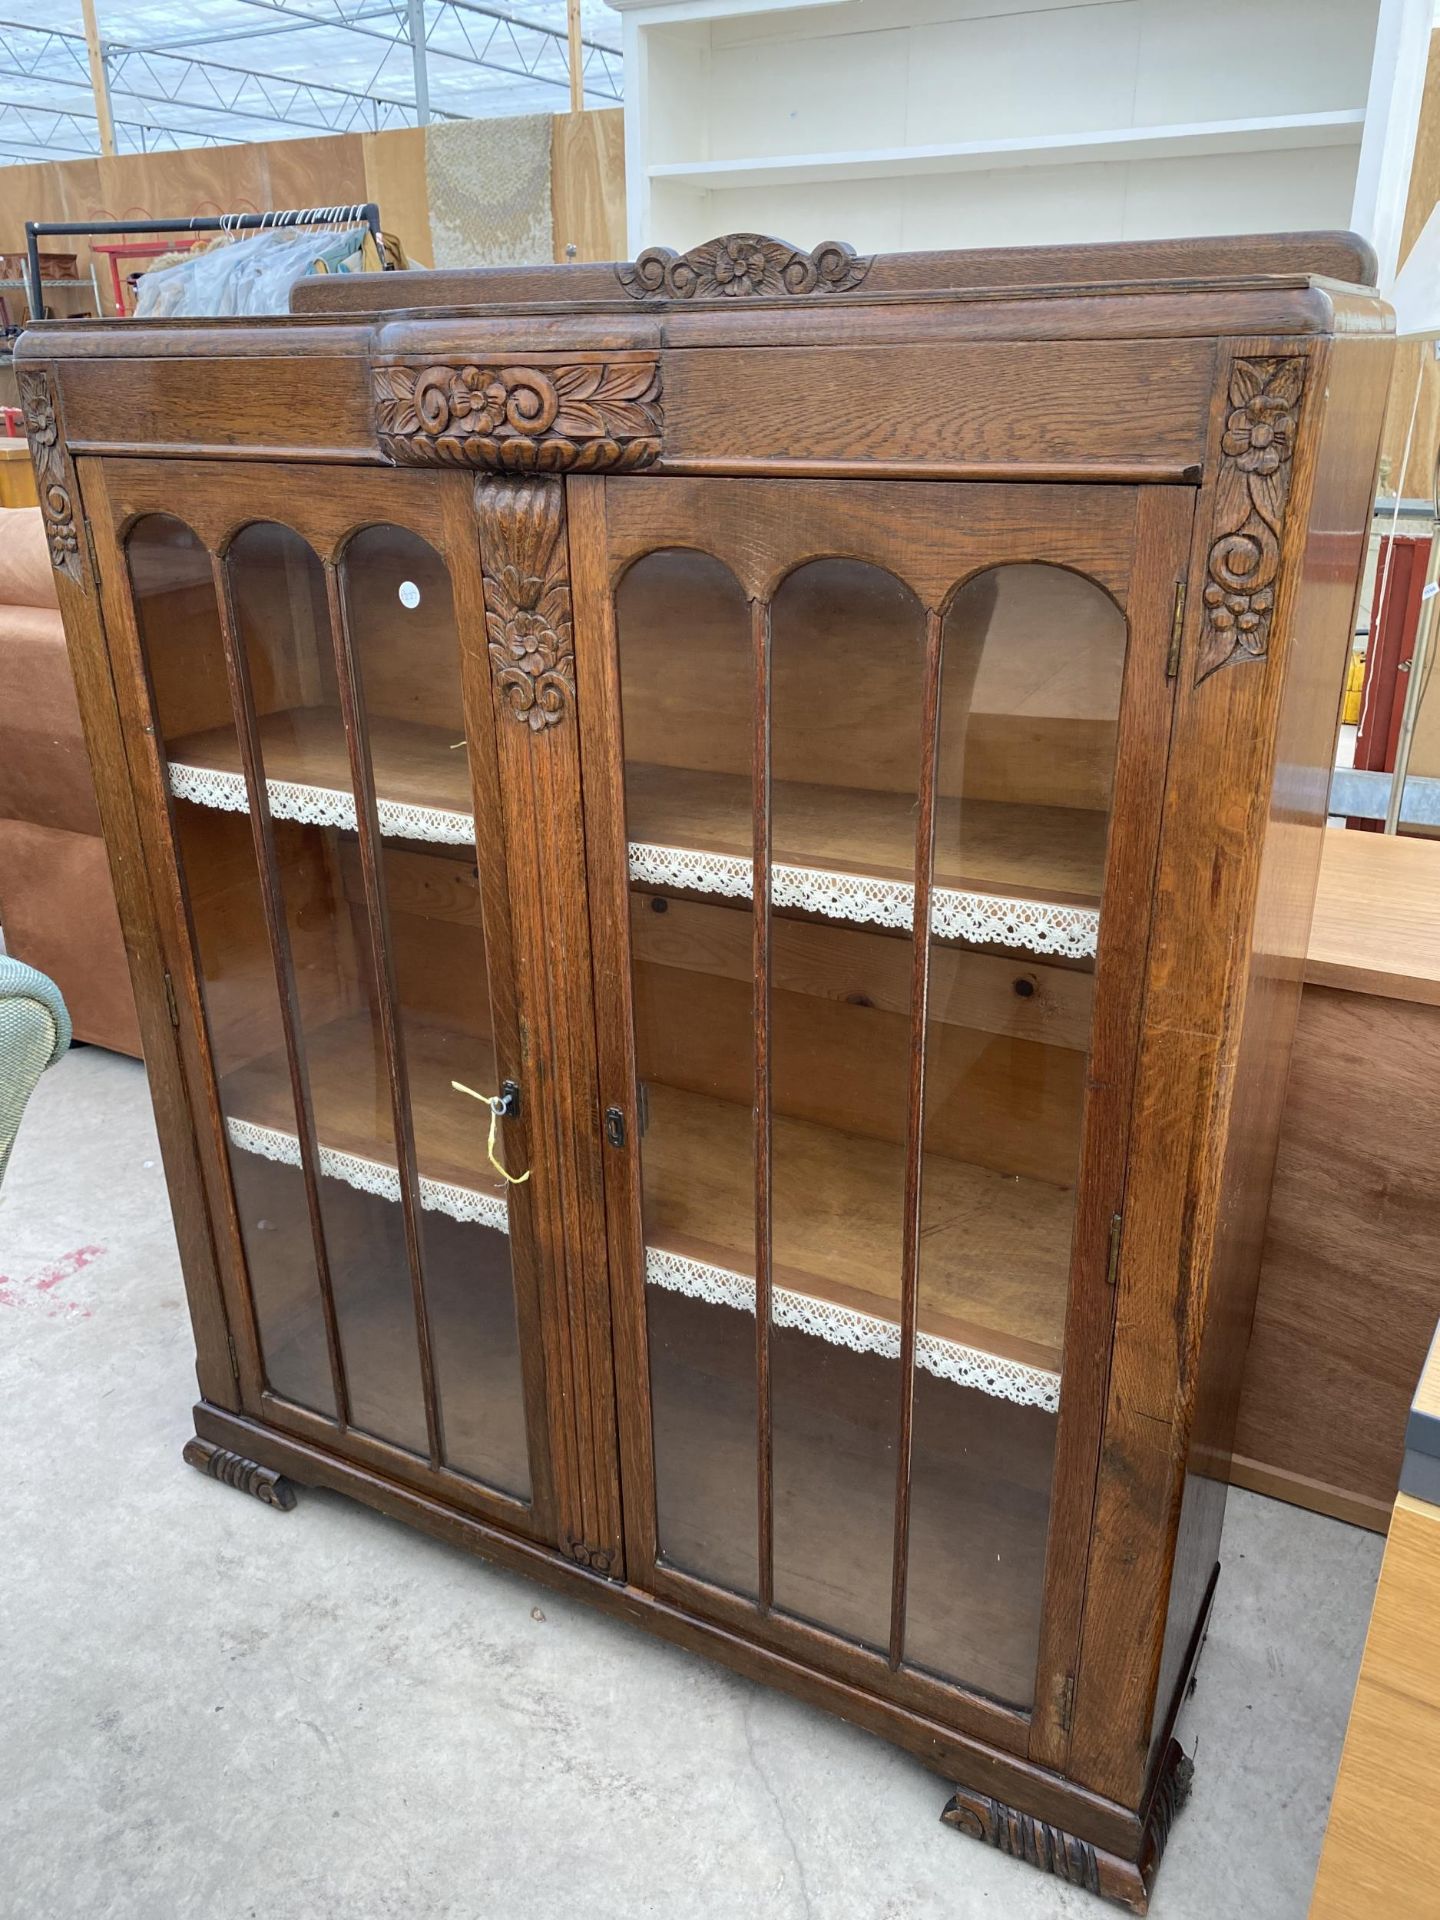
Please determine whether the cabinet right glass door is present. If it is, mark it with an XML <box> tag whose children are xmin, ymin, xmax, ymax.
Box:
<box><xmin>589</xmin><ymin>477</ymin><xmax>1184</xmax><ymax>1740</ymax></box>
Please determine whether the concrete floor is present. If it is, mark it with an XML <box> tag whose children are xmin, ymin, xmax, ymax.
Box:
<box><xmin>1</xmin><ymin>1045</ymin><xmax>1384</xmax><ymax>1920</ymax></box>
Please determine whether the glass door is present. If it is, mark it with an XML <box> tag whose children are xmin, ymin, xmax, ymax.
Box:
<box><xmin>577</xmin><ymin>475</ymin><xmax>1189</xmax><ymax>1751</ymax></box>
<box><xmin>85</xmin><ymin>460</ymin><xmax>562</xmax><ymax>1543</ymax></box>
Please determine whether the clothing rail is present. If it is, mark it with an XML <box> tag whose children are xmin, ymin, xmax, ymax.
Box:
<box><xmin>23</xmin><ymin>205</ymin><xmax>386</xmax><ymax>321</ymax></box>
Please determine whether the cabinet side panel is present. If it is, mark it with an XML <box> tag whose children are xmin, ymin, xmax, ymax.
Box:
<box><xmin>1068</xmin><ymin>325</ymin><xmax>1390</xmax><ymax>1809</ymax></box>
<box><xmin>1148</xmin><ymin>327</ymin><xmax>1395</xmax><ymax>1765</ymax></box>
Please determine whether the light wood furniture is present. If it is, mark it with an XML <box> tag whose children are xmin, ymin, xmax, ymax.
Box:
<box><xmin>1234</xmin><ymin>829</ymin><xmax>1440</xmax><ymax>1530</ymax></box>
<box><xmin>1309</xmin><ymin>1319</ymin><xmax>1440</xmax><ymax>1917</ymax></box>
<box><xmin>609</xmin><ymin>0</ymin><xmax>1431</xmax><ymax>276</ymax></box>
<box><xmin>22</xmin><ymin>229</ymin><xmax>1391</xmax><ymax>1913</ymax></box>
<box><xmin>0</xmin><ymin>440</ymin><xmax>38</xmax><ymax>508</ymax></box>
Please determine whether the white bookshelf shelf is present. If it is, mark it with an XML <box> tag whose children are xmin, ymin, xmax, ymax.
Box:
<box><xmin>612</xmin><ymin>0</ymin><xmax>1431</xmax><ymax>280</ymax></box>
<box><xmin>650</xmin><ymin>110</ymin><xmax>1369</xmax><ymax>193</ymax></box>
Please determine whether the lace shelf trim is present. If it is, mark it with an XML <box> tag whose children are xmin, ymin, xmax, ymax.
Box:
<box><xmin>645</xmin><ymin>1248</ymin><xmax>1060</xmax><ymax>1411</ymax></box>
<box><xmin>225</xmin><ymin>1116</ymin><xmax>510</xmax><ymax>1231</ymax></box>
<box><xmin>168</xmin><ymin>767</ymin><xmax>1096</xmax><ymax>960</ymax></box>
<box><xmin>168</xmin><ymin>762</ymin><xmax>474</xmax><ymax>847</ymax></box>
<box><xmin>627</xmin><ymin>841</ymin><xmax>1099</xmax><ymax>960</ymax></box>
<box><xmin>225</xmin><ymin>1118</ymin><xmax>1056</xmax><ymax>1407</ymax></box>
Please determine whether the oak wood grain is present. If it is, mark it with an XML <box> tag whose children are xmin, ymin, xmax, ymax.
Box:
<box><xmin>1305</xmin><ymin>829</ymin><xmax>1440</xmax><ymax>1003</ymax></box>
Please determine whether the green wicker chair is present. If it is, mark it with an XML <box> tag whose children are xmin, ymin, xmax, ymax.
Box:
<box><xmin>0</xmin><ymin>955</ymin><xmax>70</xmax><ymax>1186</ymax></box>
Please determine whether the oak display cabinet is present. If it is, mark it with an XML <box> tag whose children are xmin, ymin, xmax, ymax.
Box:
<box><xmin>21</xmin><ymin>230</ymin><xmax>1391</xmax><ymax>1912</ymax></box>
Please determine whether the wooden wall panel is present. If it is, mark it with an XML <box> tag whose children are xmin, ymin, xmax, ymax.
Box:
<box><xmin>550</xmin><ymin>109</ymin><xmax>626</xmax><ymax>263</ymax></box>
<box><xmin>0</xmin><ymin>134</ymin><xmax>372</xmax><ymax>315</ymax></box>
<box><xmin>0</xmin><ymin>111</ymin><xmax>625</xmax><ymax>314</ymax></box>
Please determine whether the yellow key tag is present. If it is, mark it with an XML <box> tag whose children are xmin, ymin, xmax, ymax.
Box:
<box><xmin>452</xmin><ymin>1080</ymin><xmax>531</xmax><ymax>1186</ymax></box>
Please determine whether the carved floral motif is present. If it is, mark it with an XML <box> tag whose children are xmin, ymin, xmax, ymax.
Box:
<box><xmin>475</xmin><ymin>476</ymin><xmax>575</xmax><ymax>730</ymax></box>
<box><xmin>17</xmin><ymin>365</ymin><xmax>82</xmax><ymax>586</ymax></box>
<box><xmin>374</xmin><ymin>358</ymin><xmax>661</xmax><ymax>472</ymax></box>
<box><xmin>617</xmin><ymin>233</ymin><xmax>870</xmax><ymax>301</ymax></box>
<box><xmin>1197</xmin><ymin>356</ymin><xmax>1306</xmax><ymax>683</ymax></box>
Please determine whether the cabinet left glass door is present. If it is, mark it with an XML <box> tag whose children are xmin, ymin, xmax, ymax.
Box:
<box><xmin>91</xmin><ymin>467</ymin><xmax>556</xmax><ymax>1538</ymax></box>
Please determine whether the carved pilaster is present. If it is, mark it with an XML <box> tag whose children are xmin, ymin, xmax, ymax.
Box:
<box><xmin>183</xmin><ymin>1436</ymin><xmax>297</xmax><ymax>1510</ymax></box>
<box><xmin>941</xmin><ymin>1740</ymin><xmax>1193</xmax><ymax>1914</ymax></box>
<box><xmin>474</xmin><ymin>475</ymin><xmax>575</xmax><ymax>731</ymax></box>
<box><xmin>17</xmin><ymin>364</ymin><xmax>83</xmax><ymax>588</ymax></box>
<box><xmin>374</xmin><ymin>357</ymin><xmax>660</xmax><ymax>472</ymax></box>
<box><xmin>1196</xmin><ymin>354</ymin><xmax>1306</xmax><ymax>684</ymax></box>
<box><xmin>618</xmin><ymin>233</ymin><xmax>870</xmax><ymax>300</ymax></box>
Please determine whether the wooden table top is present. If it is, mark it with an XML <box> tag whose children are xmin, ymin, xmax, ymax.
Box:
<box><xmin>1306</xmin><ymin>830</ymin><xmax>1440</xmax><ymax>1006</ymax></box>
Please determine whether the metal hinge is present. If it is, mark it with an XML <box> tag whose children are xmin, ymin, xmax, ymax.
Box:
<box><xmin>162</xmin><ymin>969</ymin><xmax>180</xmax><ymax>1028</ymax></box>
<box><xmin>83</xmin><ymin>517</ymin><xmax>100</xmax><ymax>589</ymax></box>
<box><xmin>227</xmin><ymin>1332</ymin><xmax>240</xmax><ymax>1381</ymax></box>
<box><xmin>1106</xmin><ymin>1212</ymin><xmax>1123</xmax><ymax>1287</ymax></box>
<box><xmin>1058</xmin><ymin>1672</ymin><xmax>1076</xmax><ymax>1735</ymax></box>
<box><xmin>1165</xmin><ymin>580</ymin><xmax>1186</xmax><ymax>680</ymax></box>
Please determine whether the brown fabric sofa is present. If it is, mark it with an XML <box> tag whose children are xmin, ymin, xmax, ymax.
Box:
<box><xmin>0</xmin><ymin>506</ymin><xmax>140</xmax><ymax>1055</ymax></box>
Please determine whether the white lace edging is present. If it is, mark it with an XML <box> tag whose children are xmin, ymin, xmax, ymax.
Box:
<box><xmin>644</xmin><ymin>1246</ymin><xmax>1060</xmax><ymax>1412</ymax></box>
<box><xmin>224</xmin><ymin>1116</ymin><xmax>1060</xmax><ymax>1410</ymax></box>
<box><xmin>627</xmin><ymin>842</ymin><xmax>1098</xmax><ymax>960</ymax></box>
<box><xmin>167</xmin><ymin>770</ymin><xmax>1095</xmax><ymax>959</ymax></box>
<box><xmin>225</xmin><ymin>1116</ymin><xmax>509</xmax><ymax>1231</ymax></box>
<box><xmin>169</xmin><ymin>762</ymin><xmax>473</xmax><ymax>847</ymax></box>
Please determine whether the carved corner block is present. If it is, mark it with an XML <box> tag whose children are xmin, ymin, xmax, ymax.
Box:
<box><xmin>1195</xmin><ymin>355</ymin><xmax>1307</xmax><ymax>685</ymax></box>
<box><xmin>941</xmin><ymin>1740</ymin><xmax>1193</xmax><ymax>1914</ymax></box>
<box><xmin>16</xmin><ymin>364</ymin><xmax>84</xmax><ymax>588</ymax></box>
<box><xmin>184</xmin><ymin>1436</ymin><xmax>297</xmax><ymax>1510</ymax></box>
<box><xmin>474</xmin><ymin>475</ymin><xmax>575</xmax><ymax>732</ymax></box>
<box><xmin>373</xmin><ymin>357</ymin><xmax>661</xmax><ymax>472</ymax></box>
<box><xmin>617</xmin><ymin>233</ymin><xmax>870</xmax><ymax>301</ymax></box>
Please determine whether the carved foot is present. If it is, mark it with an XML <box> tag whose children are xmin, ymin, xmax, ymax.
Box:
<box><xmin>941</xmin><ymin>1740</ymin><xmax>1193</xmax><ymax>1915</ymax></box>
<box><xmin>183</xmin><ymin>1437</ymin><xmax>297</xmax><ymax>1511</ymax></box>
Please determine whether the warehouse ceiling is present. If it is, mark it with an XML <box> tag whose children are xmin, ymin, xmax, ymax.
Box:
<box><xmin>0</xmin><ymin>0</ymin><xmax>622</xmax><ymax>163</ymax></box>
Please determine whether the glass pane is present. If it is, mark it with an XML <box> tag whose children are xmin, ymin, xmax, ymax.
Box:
<box><xmin>768</xmin><ymin>560</ymin><xmax>928</xmax><ymax>1652</ymax></box>
<box><xmin>221</xmin><ymin>522</ymin><xmax>429</xmax><ymax>1458</ymax></box>
<box><xmin>906</xmin><ymin>564</ymin><xmax>1126</xmax><ymax>1708</ymax></box>
<box><xmin>139</xmin><ymin>509</ymin><xmax>532</xmax><ymax>1502</ymax></box>
<box><xmin>343</xmin><ymin>525</ymin><xmax>530</xmax><ymax>1498</ymax></box>
<box><xmin>128</xmin><ymin>514</ymin><xmax>337</xmax><ymax>1420</ymax></box>
<box><xmin>617</xmin><ymin>550</ymin><xmax>758</xmax><ymax>1595</ymax></box>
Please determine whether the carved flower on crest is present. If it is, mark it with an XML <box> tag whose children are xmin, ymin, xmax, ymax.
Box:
<box><xmin>713</xmin><ymin>235</ymin><xmax>769</xmax><ymax>296</ymax></box>
<box><xmin>1220</xmin><ymin>359</ymin><xmax>1302</xmax><ymax>476</ymax></box>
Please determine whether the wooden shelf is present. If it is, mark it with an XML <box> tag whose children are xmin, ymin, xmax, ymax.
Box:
<box><xmin>642</xmin><ymin>1081</ymin><xmax>1068</xmax><ymax>1385</ymax></box>
<box><xmin>166</xmin><ymin>708</ymin><xmax>1102</xmax><ymax>958</ymax></box>
<box><xmin>169</xmin><ymin>706</ymin><xmax>473</xmax><ymax>842</ymax></box>
<box><xmin>221</xmin><ymin>1011</ymin><xmax>1066</xmax><ymax>1404</ymax></box>
<box><xmin>223</xmin><ymin>1010</ymin><xmax>503</xmax><ymax>1200</ymax></box>
<box><xmin>648</xmin><ymin>109</ymin><xmax>1367</xmax><ymax>192</ymax></box>
<box><xmin>626</xmin><ymin>760</ymin><xmax>1107</xmax><ymax>912</ymax></box>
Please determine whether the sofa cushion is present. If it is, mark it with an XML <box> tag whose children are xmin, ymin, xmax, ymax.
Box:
<box><xmin>0</xmin><ymin>505</ymin><xmax>60</xmax><ymax>610</ymax></box>
<box><xmin>0</xmin><ymin>603</ymin><xmax>101</xmax><ymax>835</ymax></box>
<box><xmin>0</xmin><ymin>818</ymin><xmax>141</xmax><ymax>1056</ymax></box>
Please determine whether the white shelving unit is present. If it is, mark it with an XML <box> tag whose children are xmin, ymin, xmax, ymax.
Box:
<box><xmin>608</xmin><ymin>0</ymin><xmax>1433</xmax><ymax>284</ymax></box>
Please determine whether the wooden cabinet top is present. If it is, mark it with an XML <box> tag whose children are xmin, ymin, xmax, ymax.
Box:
<box><xmin>1307</xmin><ymin>831</ymin><xmax>1440</xmax><ymax>1006</ymax></box>
<box><xmin>16</xmin><ymin>229</ymin><xmax>1392</xmax><ymax>488</ymax></box>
